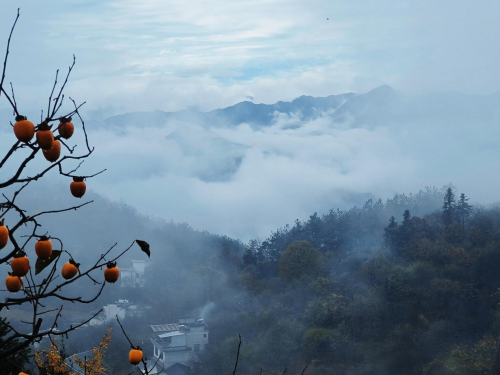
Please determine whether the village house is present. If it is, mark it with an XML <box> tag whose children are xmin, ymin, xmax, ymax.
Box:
<box><xmin>147</xmin><ymin>316</ymin><xmax>209</xmax><ymax>373</ymax></box>
<box><xmin>121</xmin><ymin>259</ymin><xmax>147</xmax><ymax>288</ymax></box>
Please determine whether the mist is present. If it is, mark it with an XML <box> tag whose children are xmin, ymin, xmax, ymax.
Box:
<box><xmin>5</xmin><ymin>86</ymin><xmax>490</xmax><ymax>241</ymax></box>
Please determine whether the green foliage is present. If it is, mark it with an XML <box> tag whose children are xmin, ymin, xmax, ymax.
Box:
<box><xmin>304</xmin><ymin>294</ymin><xmax>348</xmax><ymax>328</ymax></box>
<box><xmin>279</xmin><ymin>241</ymin><xmax>322</xmax><ymax>281</ymax></box>
<box><xmin>443</xmin><ymin>187</ymin><xmax>456</xmax><ymax>227</ymax></box>
<box><xmin>446</xmin><ymin>335</ymin><xmax>500</xmax><ymax>375</ymax></box>
<box><xmin>303</xmin><ymin>327</ymin><xmax>333</xmax><ymax>360</ymax></box>
<box><xmin>97</xmin><ymin>186</ymin><xmax>500</xmax><ymax>374</ymax></box>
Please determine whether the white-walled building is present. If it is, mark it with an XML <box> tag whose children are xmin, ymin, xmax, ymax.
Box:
<box><xmin>100</xmin><ymin>299</ymin><xmax>141</xmax><ymax>323</ymax></box>
<box><xmin>149</xmin><ymin>316</ymin><xmax>208</xmax><ymax>371</ymax></box>
<box><xmin>63</xmin><ymin>300</ymin><xmax>144</xmax><ymax>328</ymax></box>
<box><xmin>121</xmin><ymin>260</ymin><xmax>147</xmax><ymax>288</ymax></box>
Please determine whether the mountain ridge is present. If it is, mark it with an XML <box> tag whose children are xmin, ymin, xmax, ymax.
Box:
<box><xmin>102</xmin><ymin>92</ymin><xmax>357</xmax><ymax>128</ymax></box>
<box><xmin>99</xmin><ymin>84</ymin><xmax>500</xmax><ymax>130</ymax></box>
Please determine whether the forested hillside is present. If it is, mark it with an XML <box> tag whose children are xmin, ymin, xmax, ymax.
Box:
<box><xmin>183</xmin><ymin>187</ymin><xmax>500</xmax><ymax>375</ymax></box>
<box><xmin>11</xmin><ymin>184</ymin><xmax>500</xmax><ymax>375</ymax></box>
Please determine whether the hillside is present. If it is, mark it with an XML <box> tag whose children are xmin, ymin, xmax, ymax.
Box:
<box><xmin>190</xmin><ymin>187</ymin><xmax>500</xmax><ymax>375</ymax></box>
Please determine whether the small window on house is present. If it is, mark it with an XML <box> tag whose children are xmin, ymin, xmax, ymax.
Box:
<box><xmin>204</xmin><ymin>334</ymin><xmax>207</xmax><ymax>338</ymax></box>
<box><xmin>154</xmin><ymin>346</ymin><xmax>159</xmax><ymax>357</ymax></box>
<box><xmin>194</xmin><ymin>344</ymin><xmax>200</xmax><ymax>352</ymax></box>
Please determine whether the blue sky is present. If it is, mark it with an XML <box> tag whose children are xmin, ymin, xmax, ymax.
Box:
<box><xmin>1</xmin><ymin>1</ymin><xmax>500</xmax><ymax>116</ymax></box>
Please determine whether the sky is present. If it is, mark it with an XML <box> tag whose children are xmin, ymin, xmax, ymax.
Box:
<box><xmin>1</xmin><ymin>1</ymin><xmax>500</xmax><ymax>241</ymax></box>
<box><xmin>1</xmin><ymin>1</ymin><xmax>500</xmax><ymax>116</ymax></box>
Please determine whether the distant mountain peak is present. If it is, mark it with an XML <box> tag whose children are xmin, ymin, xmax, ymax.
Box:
<box><xmin>366</xmin><ymin>85</ymin><xmax>397</xmax><ymax>96</ymax></box>
<box><xmin>100</xmin><ymin>89</ymin><xmax>412</xmax><ymax>129</ymax></box>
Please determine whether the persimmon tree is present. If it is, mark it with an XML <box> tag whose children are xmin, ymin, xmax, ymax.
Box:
<box><xmin>0</xmin><ymin>8</ymin><xmax>149</xmax><ymax>366</ymax></box>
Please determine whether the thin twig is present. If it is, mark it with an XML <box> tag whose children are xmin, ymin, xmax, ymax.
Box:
<box><xmin>116</xmin><ymin>315</ymin><xmax>134</xmax><ymax>348</ymax></box>
<box><xmin>0</xmin><ymin>8</ymin><xmax>20</xmax><ymax>115</ymax></box>
<box><xmin>233</xmin><ymin>334</ymin><xmax>242</xmax><ymax>375</ymax></box>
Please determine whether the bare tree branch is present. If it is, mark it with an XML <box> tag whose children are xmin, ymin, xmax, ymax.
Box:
<box><xmin>233</xmin><ymin>334</ymin><xmax>242</xmax><ymax>375</ymax></box>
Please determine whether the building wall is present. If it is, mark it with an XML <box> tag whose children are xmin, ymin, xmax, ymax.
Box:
<box><xmin>121</xmin><ymin>260</ymin><xmax>147</xmax><ymax>288</ymax></box>
<box><xmin>132</xmin><ymin>260</ymin><xmax>146</xmax><ymax>274</ymax></box>
<box><xmin>163</xmin><ymin>350</ymin><xmax>191</xmax><ymax>368</ymax></box>
<box><xmin>172</xmin><ymin>334</ymin><xmax>186</xmax><ymax>347</ymax></box>
<box><xmin>151</xmin><ymin>322</ymin><xmax>209</xmax><ymax>369</ymax></box>
<box><xmin>154</xmin><ymin>345</ymin><xmax>191</xmax><ymax>369</ymax></box>
<box><xmin>186</xmin><ymin>328</ymin><xmax>209</xmax><ymax>351</ymax></box>
<box><xmin>103</xmin><ymin>304</ymin><xmax>126</xmax><ymax>323</ymax></box>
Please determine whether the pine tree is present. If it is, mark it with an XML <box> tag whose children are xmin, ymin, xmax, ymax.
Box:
<box><xmin>402</xmin><ymin>210</ymin><xmax>411</xmax><ymax>226</ymax></box>
<box><xmin>456</xmin><ymin>193</ymin><xmax>472</xmax><ymax>231</ymax></box>
<box><xmin>442</xmin><ymin>187</ymin><xmax>456</xmax><ymax>226</ymax></box>
<box><xmin>384</xmin><ymin>216</ymin><xmax>398</xmax><ymax>251</ymax></box>
<box><xmin>242</xmin><ymin>239</ymin><xmax>258</xmax><ymax>268</ymax></box>
<box><xmin>399</xmin><ymin>210</ymin><xmax>412</xmax><ymax>247</ymax></box>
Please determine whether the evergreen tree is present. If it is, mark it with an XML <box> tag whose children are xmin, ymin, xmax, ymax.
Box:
<box><xmin>402</xmin><ymin>209</ymin><xmax>411</xmax><ymax>226</ymax></box>
<box><xmin>442</xmin><ymin>187</ymin><xmax>456</xmax><ymax>226</ymax></box>
<box><xmin>242</xmin><ymin>239</ymin><xmax>259</xmax><ymax>268</ymax></box>
<box><xmin>384</xmin><ymin>216</ymin><xmax>398</xmax><ymax>251</ymax></box>
<box><xmin>456</xmin><ymin>193</ymin><xmax>472</xmax><ymax>231</ymax></box>
<box><xmin>0</xmin><ymin>318</ymin><xmax>30</xmax><ymax>373</ymax></box>
<box><xmin>397</xmin><ymin>210</ymin><xmax>412</xmax><ymax>250</ymax></box>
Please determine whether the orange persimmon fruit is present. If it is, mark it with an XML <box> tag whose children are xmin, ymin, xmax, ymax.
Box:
<box><xmin>13</xmin><ymin>115</ymin><xmax>35</xmax><ymax>143</ymax></box>
<box><xmin>104</xmin><ymin>261</ymin><xmax>119</xmax><ymax>283</ymax></box>
<box><xmin>35</xmin><ymin>236</ymin><xmax>52</xmax><ymax>260</ymax></box>
<box><xmin>129</xmin><ymin>347</ymin><xmax>143</xmax><ymax>365</ymax></box>
<box><xmin>61</xmin><ymin>260</ymin><xmax>79</xmax><ymax>280</ymax></box>
<box><xmin>36</xmin><ymin>123</ymin><xmax>54</xmax><ymax>150</ymax></box>
<box><xmin>11</xmin><ymin>252</ymin><xmax>30</xmax><ymax>277</ymax></box>
<box><xmin>0</xmin><ymin>218</ymin><xmax>8</xmax><ymax>250</ymax></box>
<box><xmin>6</xmin><ymin>274</ymin><xmax>22</xmax><ymax>293</ymax></box>
<box><xmin>58</xmin><ymin>118</ymin><xmax>74</xmax><ymax>139</ymax></box>
<box><xmin>42</xmin><ymin>140</ymin><xmax>61</xmax><ymax>162</ymax></box>
<box><xmin>70</xmin><ymin>177</ymin><xmax>86</xmax><ymax>198</ymax></box>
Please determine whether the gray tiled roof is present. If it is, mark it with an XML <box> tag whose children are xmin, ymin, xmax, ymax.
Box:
<box><xmin>150</xmin><ymin>323</ymin><xmax>182</xmax><ymax>333</ymax></box>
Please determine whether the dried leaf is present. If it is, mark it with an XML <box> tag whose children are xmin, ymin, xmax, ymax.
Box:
<box><xmin>35</xmin><ymin>250</ymin><xmax>61</xmax><ymax>275</ymax></box>
<box><xmin>135</xmin><ymin>240</ymin><xmax>150</xmax><ymax>258</ymax></box>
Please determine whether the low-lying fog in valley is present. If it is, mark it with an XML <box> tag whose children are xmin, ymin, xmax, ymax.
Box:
<box><xmin>3</xmin><ymin>86</ymin><xmax>500</xmax><ymax>240</ymax></box>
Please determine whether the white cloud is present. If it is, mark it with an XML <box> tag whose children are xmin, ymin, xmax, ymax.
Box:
<box><xmin>3</xmin><ymin>0</ymin><xmax>500</xmax><ymax>116</ymax></box>
<box><xmin>79</xmin><ymin>113</ymin><xmax>418</xmax><ymax>240</ymax></box>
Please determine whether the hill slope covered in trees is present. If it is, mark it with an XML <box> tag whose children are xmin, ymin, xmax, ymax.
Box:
<box><xmin>188</xmin><ymin>186</ymin><xmax>500</xmax><ymax>375</ymax></box>
<box><xmin>8</xmin><ymin>184</ymin><xmax>500</xmax><ymax>375</ymax></box>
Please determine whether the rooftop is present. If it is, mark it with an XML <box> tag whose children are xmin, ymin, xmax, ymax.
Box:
<box><xmin>150</xmin><ymin>318</ymin><xmax>207</xmax><ymax>333</ymax></box>
<box><xmin>158</xmin><ymin>331</ymin><xmax>185</xmax><ymax>338</ymax></box>
<box><xmin>150</xmin><ymin>323</ymin><xmax>183</xmax><ymax>333</ymax></box>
